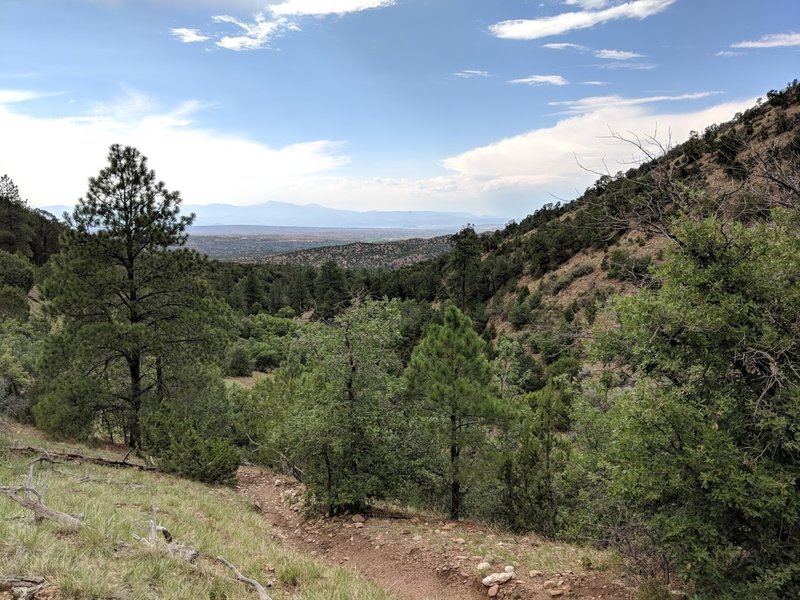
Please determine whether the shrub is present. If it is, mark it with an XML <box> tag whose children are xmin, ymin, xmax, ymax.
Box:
<box><xmin>0</xmin><ymin>250</ymin><xmax>34</xmax><ymax>292</ymax></box>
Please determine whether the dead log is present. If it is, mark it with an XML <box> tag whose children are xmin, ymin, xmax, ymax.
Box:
<box><xmin>217</xmin><ymin>556</ymin><xmax>273</xmax><ymax>600</ymax></box>
<box><xmin>0</xmin><ymin>575</ymin><xmax>49</xmax><ymax>599</ymax></box>
<box><xmin>9</xmin><ymin>447</ymin><xmax>156</xmax><ymax>471</ymax></box>
<box><xmin>0</xmin><ymin>485</ymin><xmax>84</xmax><ymax>528</ymax></box>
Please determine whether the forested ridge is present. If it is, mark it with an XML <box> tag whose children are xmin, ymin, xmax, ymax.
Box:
<box><xmin>2</xmin><ymin>80</ymin><xmax>800</xmax><ymax>599</ymax></box>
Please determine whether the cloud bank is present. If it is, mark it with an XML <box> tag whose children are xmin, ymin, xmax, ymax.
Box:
<box><xmin>0</xmin><ymin>89</ymin><xmax>753</xmax><ymax>216</ymax></box>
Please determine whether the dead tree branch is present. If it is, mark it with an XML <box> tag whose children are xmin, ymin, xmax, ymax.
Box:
<box><xmin>0</xmin><ymin>484</ymin><xmax>85</xmax><ymax>528</ymax></box>
<box><xmin>0</xmin><ymin>576</ymin><xmax>49</xmax><ymax>599</ymax></box>
<box><xmin>217</xmin><ymin>556</ymin><xmax>273</xmax><ymax>600</ymax></box>
<box><xmin>132</xmin><ymin>498</ymin><xmax>198</xmax><ymax>563</ymax></box>
<box><xmin>9</xmin><ymin>447</ymin><xmax>155</xmax><ymax>471</ymax></box>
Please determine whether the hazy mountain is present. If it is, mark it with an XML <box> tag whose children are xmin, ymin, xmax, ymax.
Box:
<box><xmin>42</xmin><ymin>201</ymin><xmax>508</xmax><ymax>230</ymax></box>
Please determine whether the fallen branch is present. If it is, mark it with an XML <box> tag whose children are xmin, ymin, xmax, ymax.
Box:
<box><xmin>10</xmin><ymin>447</ymin><xmax>155</xmax><ymax>471</ymax></box>
<box><xmin>217</xmin><ymin>556</ymin><xmax>273</xmax><ymax>600</ymax></box>
<box><xmin>132</xmin><ymin>498</ymin><xmax>198</xmax><ymax>563</ymax></box>
<box><xmin>0</xmin><ymin>576</ymin><xmax>49</xmax><ymax>599</ymax></box>
<box><xmin>0</xmin><ymin>458</ymin><xmax>85</xmax><ymax>531</ymax></box>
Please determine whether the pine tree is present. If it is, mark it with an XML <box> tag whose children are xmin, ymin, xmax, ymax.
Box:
<box><xmin>38</xmin><ymin>145</ymin><xmax>232</xmax><ymax>448</ymax></box>
<box><xmin>406</xmin><ymin>304</ymin><xmax>497</xmax><ymax>520</ymax></box>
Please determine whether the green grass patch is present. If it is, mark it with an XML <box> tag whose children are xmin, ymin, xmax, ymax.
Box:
<box><xmin>0</xmin><ymin>421</ymin><xmax>396</xmax><ymax>600</ymax></box>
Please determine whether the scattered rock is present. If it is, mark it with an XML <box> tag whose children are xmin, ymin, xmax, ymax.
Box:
<box><xmin>442</xmin><ymin>523</ymin><xmax>456</xmax><ymax>531</ymax></box>
<box><xmin>412</xmin><ymin>535</ymin><xmax>422</xmax><ymax>542</ymax></box>
<box><xmin>543</xmin><ymin>580</ymin><xmax>557</xmax><ymax>589</ymax></box>
<box><xmin>354</xmin><ymin>523</ymin><xmax>364</xmax><ymax>529</ymax></box>
<box><xmin>482</xmin><ymin>571</ymin><xmax>514</xmax><ymax>587</ymax></box>
<box><xmin>454</xmin><ymin>538</ymin><xmax>466</xmax><ymax>544</ymax></box>
<box><xmin>351</xmin><ymin>514</ymin><xmax>365</xmax><ymax>523</ymax></box>
<box><xmin>548</xmin><ymin>590</ymin><xmax>564</xmax><ymax>597</ymax></box>
<box><xmin>529</xmin><ymin>570</ymin><xmax>543</xmax><ymax>577</ymax></box>
<box><xmin>477</xmin><ymin>562</ymin><xmax>492</xmax><ymax>572</ymax></box>
<box><xmin>488</xmin><ymin>584</ymin><xmax>499</xmax><ymax>597</ymax></box>
<box><xmin>504</xmin><ymin>566</ymin><xmax>515</xmax><ymax>574</ymax></box>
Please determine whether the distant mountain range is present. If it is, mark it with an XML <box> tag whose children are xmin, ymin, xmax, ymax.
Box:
<box><xmin>43</xmin><ymin>201</ymin><xmax>509</xmax><ymax>230</ymax></box>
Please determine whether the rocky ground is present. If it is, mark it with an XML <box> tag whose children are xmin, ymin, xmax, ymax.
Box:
<box><xmin>237</xmin><ymin>467</ymin><xmax>634</xmax><ymax>600</ymax></box>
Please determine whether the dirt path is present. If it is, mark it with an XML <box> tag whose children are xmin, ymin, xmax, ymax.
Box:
<box><xmin>237</xmin><ymin>467</ymin><xmax>632</xmax><ymax>600</ymax></box>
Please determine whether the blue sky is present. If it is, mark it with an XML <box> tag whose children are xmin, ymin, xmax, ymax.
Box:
<box><xmin>1</xmin><ymin>0</ymin><xmax>798</xmax><ymax>219</ymax></box>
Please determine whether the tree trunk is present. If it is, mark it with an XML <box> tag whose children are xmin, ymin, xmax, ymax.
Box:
<box><xmin>450</xmin><ymin>413</ymin><xmax>461</xmax><ymax>521</ymax></box>
<box><xmin>127</xmin><ymin>353</ymin><xmax>142</xmax><ymax>449</ymax></box>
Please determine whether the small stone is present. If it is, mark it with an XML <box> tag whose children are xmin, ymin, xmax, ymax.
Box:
<box><xmin>548</xmin><ymin>591</ymin><xmax>564</xmax><ymax>598</ymax></box>
<box><xmin>504</xmin><ymin>566</ymin><xmax>515</xmax><ymax>573</ymax></box>
<box><xmin>477</xmin><ymin>562</ymin><xmax>492</xmax><ymax>572</ymax></box>
<box><xmin>412</xmin><ymin>535</ymin><xmax>422</xmax><ymax>541</ymax></box>
<box><xmin>482</xmin><ymin>572</ymin><xmax>514</xmax><ymax>587</ymax></box>
<box><xmin>488</xmin><ymin>584</ymin><xmax>499</xmax><ymax>597</ymax></box>
<box><xmin>529</xmin><ymin>570</ymin><xmax>543</xmax><ymax>577</ymax></box>
<box><xmin>354</xmin><ymin>522</ymin><xmax>364</xmax><ymax>529</ymax></box>
<box><xmin>454</xmin><ymin>538</ymin><xmax>466</xmax><ymax>544</ymax></box>
<box><xmin>351</xmin><ymin>514</ymin><xmax>365</xmax><ymax>523</ymax></box>
<box><xmin>543</xmin><ymin>581</ymin><xmax>557</xmax><ymax>589</ymax></box>
<box><xmin>442</xmin><ymin>522</ymin><xmax>457</xmax><ymax>531</ymax></box>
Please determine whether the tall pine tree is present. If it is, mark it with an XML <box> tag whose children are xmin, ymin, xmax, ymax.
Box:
<box><xmin>37</xmin><ymin>145</ymin><xmax>231</xmax><ymax>448</ymax></box>
<box><xmin>406</xmin><ymin>304</ymin><xmax>497</xmax><ymax>520</ymax></box>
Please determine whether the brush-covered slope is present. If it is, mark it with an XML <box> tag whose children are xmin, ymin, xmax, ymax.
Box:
<box><xmin>460</xmin><ymin>80</ymin><xmax>800</xmax><ymax>342</ymax></box>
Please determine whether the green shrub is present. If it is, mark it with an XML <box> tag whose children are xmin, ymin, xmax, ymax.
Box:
<box><xmin>156</xmin><ymin>425</ymin><xmax>240</xmax><ymax>485</ymax></box>
<box><xmin>0</xmin><ymin>250</ymin><xmax>34</xmax><ymax>292</ymax></box>
<box><xmin>226</xmin><ymin>344</ymin><xmax>252</xmax><ymax>377</ymax></box>
<box><xmin>0</xmin><ymin>285</ymin><xmax>29</xmax><ymax>321</ymax></box>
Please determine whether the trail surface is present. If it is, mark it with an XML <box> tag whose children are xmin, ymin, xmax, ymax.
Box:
<box><xmin>237</xmin><ymin>467</ymin><xmax>632</xmax><ymax>600</ymax></box>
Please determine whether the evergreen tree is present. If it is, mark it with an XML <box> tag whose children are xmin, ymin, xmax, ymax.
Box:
<box><xmin>582</xmin><ymin>211</ymin><xmax>800</xmax><ymax>596</ymax></box>
<box><xmin>37</xmin><ymin>145</ymin><xmax>232</xmax><ymax>448</ymax></box>
<box><xmin>446</xmin><ymin>225</ymin><xmax>482</xmax><ymax>311</ymax></box>
<box><xmin>406</xmin><ymin>304</ymin><xmax>497</xmax><ymax>520</ymax></box>
<box><xmin>314</xmin><ymin>260</ymin><xmax>348</xmax><ymax>320</ymax></box>
<box><xmin>0</xmin><ymin>175</ymin><xmax>34</xmax><ymax>259</ymax></box>
<box><xmin>286</xmin><ymin>299</ymin><xmax>406</xmax><ymax>514</ymax></box>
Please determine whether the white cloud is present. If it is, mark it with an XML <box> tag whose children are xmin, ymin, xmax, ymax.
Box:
<box><xmin>0</xmin><ymin>90</ymin><xmax>56</xmax><ymax>104</ymax></box>
<box><xmin>212</xmin><ymin>13</ymin><xmax>295</xmax><ymax>51</ymax></box>
<box><xmin>0</xmin><ymin>88</ymin><xmax>757</xmax><ymax>217</ymax></box>
<box><xmin>510</xmin><ymin>75</ymin><xmax>569</xmax><ymax>86</ymax></box>
<box><xmin>171</xmin><ymin>28</ymin><xmax>210</xmax><ymax>43</ymax></box>
<box><xmin>440</xmin><ymin>97</ymin><xmax>755</xmax><ymax>209</ymax></box>
<box><xmin>594</xmin><ymin>48</ymin><xmax>644</xmax><ymax>60</ymax></box>
<box><xmin>597</xmin><ymin>61</ymin><xmax>656</xmax><ymax>70</ymax></box>
<box><xmin>490</xmin><ymin>0</ymin><xmax>676</xmax><ymax>40</ymax></box>
<box><xmin>549</xmin><ymin>91</ymin><xmax>720</xmax><ymax>114</ymax></box>
<box><xmin>454</xmin><ymin>70</ymin><xmax>492</xmax><ymax>78</ymax></box>
<box><xmin>564</xmin><ymin>0</ymin><xmax>612</xmax><ymax>8</ymax></box>
<box><xmin>0</xmin><ymin>94</ymin><xmax>350</xmax><ymax>209</ymax></box>
<box><xmin>582</xmin><ymin>80</ymin><xmax>609</xmax><ymax>85</ymax></box>
<box><xmin>732</xmin><ymin>32</ymin><xmax>800</xmax><ymax>49</ymax></box>
<box><xmin>174</xmin><ymin>0</ymin><xmax>394</xmax><ymax>50</ymax></box>
<box><xmin>715</xmin><ymin>50</ymin><xmax>744</xmax><ymax>57</ymax></box>
<box><xmin>542</xmin><ymin>42</ymin><xmax>590</xmax><ymax>51</ymax></box>
<box><xmin>268</xmin><ymin>0</ymin><xmax>395</xmax><ymax>16</ymax></box>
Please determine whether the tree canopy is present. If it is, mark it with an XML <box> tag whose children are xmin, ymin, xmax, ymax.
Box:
<box><xmin>36</xmin><ymin>144</ymin><xmax>231</xmax><ymax>448</ymax></box>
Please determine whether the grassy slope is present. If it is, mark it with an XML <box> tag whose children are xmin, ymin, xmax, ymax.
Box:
<box><xmin>0</xmin><ymin>422</ymin><xmax>395</xmax><ymax>600</ymax></box>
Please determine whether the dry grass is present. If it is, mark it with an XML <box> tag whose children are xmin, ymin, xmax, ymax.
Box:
<box><xmin>0</xmin><ymin>421</ymin><xmax>397</xmax><ymax>600</ymax></box>
<box><xmin>225</xmin><ymin>371</ymin><xmax>273</xmax><ymax>389</ymax></box>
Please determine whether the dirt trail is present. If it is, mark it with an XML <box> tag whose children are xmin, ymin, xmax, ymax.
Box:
<box><xmin>237</xmin><ymin>467</ymin><xmax>632</xmax><ymax>600</ymax></box>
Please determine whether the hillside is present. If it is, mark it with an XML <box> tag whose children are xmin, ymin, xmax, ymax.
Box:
<box><xmin>425</xmin><ymin>80</ymin><xmax>800</xmax><ymax>344</ymax></box>
<box><xmin>263</xmin><ymin>236</ymin><xmax>453</xmax><ymax>269</ymax></box>
<box><xmin>0</xmin><ymin>421</ymin><xmax>631</xmax><ymax>600</ymax></box>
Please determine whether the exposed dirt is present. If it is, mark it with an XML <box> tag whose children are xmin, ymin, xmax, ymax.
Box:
<box><xmin>237</xmin><ymin>467</ymin><xmax>633</xmax><ymax>600</ymax></box>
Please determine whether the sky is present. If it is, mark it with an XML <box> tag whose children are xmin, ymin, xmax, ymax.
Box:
<box><xmin>0</xmin><ymin>0</ymin><xmax>798</xmax><ymax>220</ymax></box>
